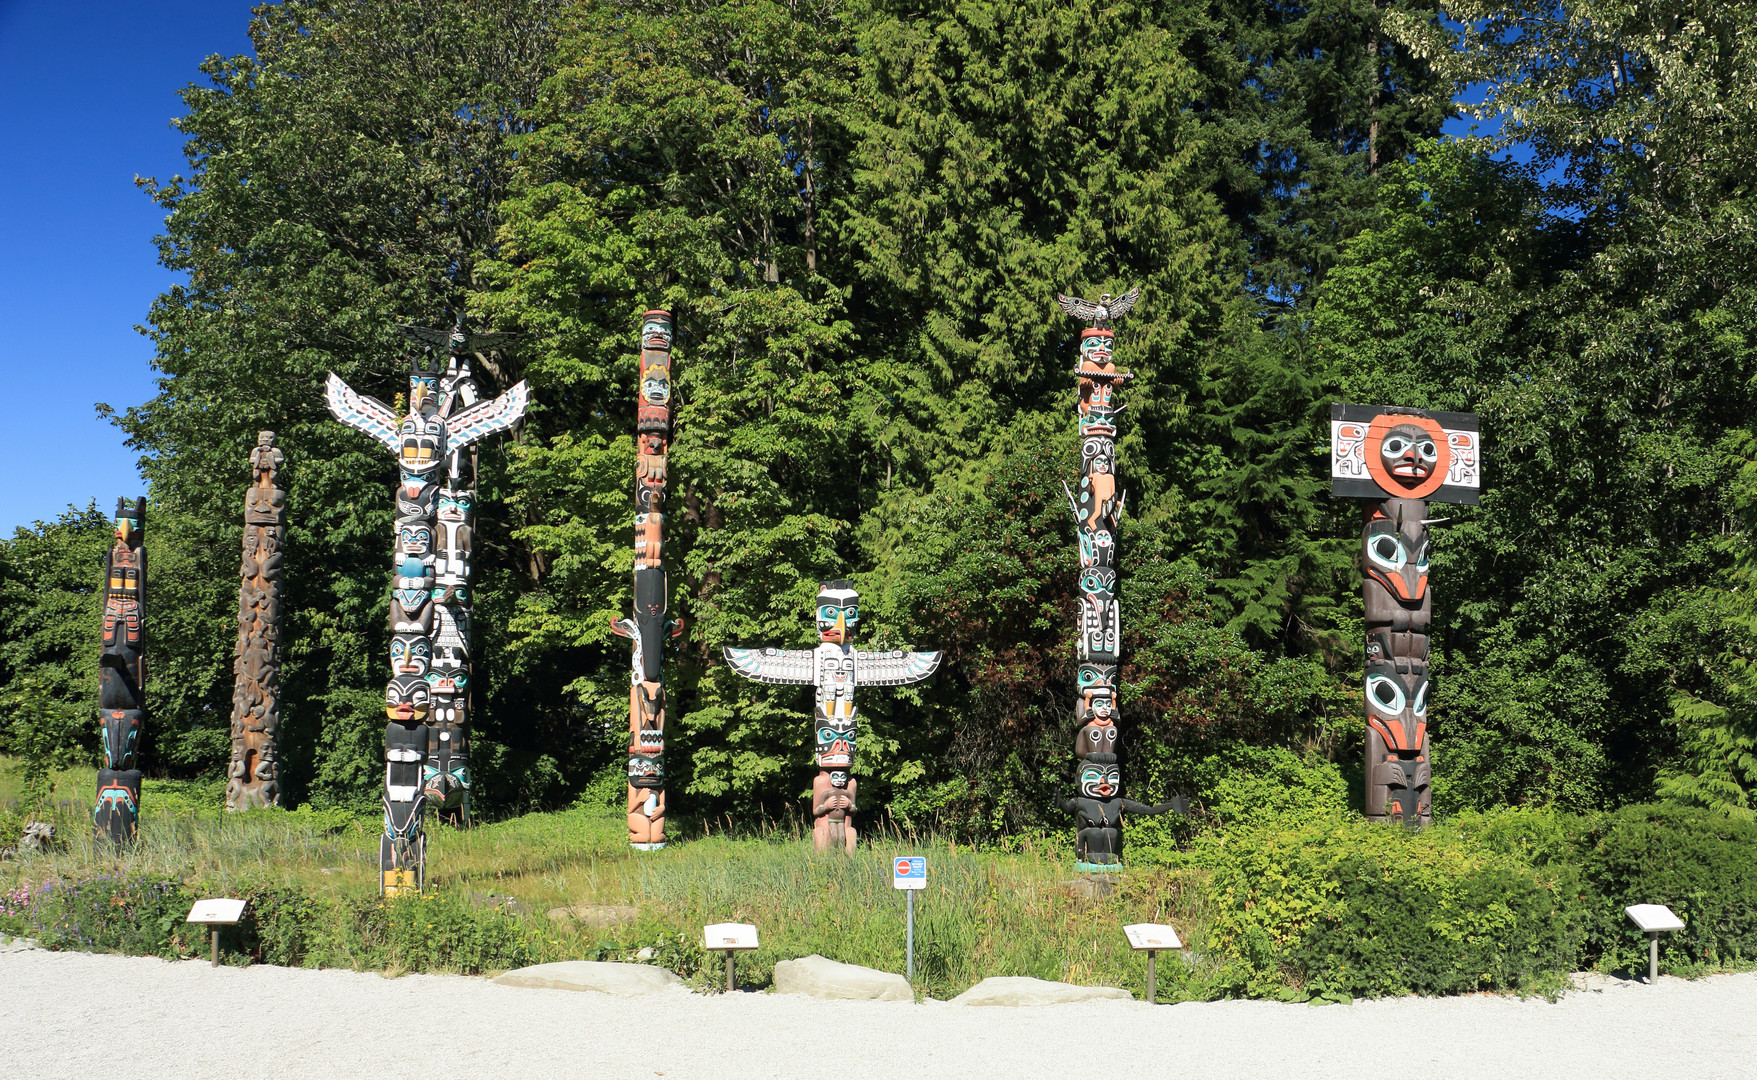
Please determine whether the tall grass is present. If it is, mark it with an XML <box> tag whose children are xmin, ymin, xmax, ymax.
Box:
<box><xmin>0</xmin><ymin>763</ymin><xmax>1214</xmax><ymax>999</ymax></box>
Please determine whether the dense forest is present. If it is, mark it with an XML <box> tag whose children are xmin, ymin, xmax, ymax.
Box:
<box><xmin>4</xmin><ymin>0</ymin><xmax>1757</xmax><ymax>830</ymax></box>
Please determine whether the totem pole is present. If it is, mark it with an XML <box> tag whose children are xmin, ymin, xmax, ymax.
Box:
<box><xmin>325</xmin><ymin>323</ymin><xmax>528</xmax><ymax>894</ymax></box>
<box><xmin>611</xmin><ymin>311</ymin><xmax>683</xmax><ymax>849</ymax></box>
<box><xmin>227</xmin><ymin>432</ymin><xmax>286</xmax><ymax>810</ymax></box>
<box><xmin>95</xmin><ymin>497</ymin><xmax>146</xmax><ymax>844</ymax></box>
<box><xmin>1054</xmin><ymin>289</ymin><xmax>1183</xmax><ymax>872</ymax></box>
<box><xmin>1329</xmin><ymin>404</ymin><xmax>1480</xmax><ymax>825</ymax></box>
<box><xmin>725</xmin><ymin>583</ymin><xmax>940</xmax><ymax>852</ymax></box>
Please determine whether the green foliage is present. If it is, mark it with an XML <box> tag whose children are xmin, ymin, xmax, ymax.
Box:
<box><xmin>0</xmin><ymin>678</ymin><xmax>86</xmax><ymax>816</ymax></box>
<box><xmin>1572</xmin><ymin>804</ymin><xmax>1757</xmax><ymax>974</ymax></box>
<box><xmin>1200</xmin><ymin>812</ymin><xmax>1582</xmax><ymax>999</ymax></box>
<box><xmin>24</xmin><ymin>874</ymin><xmax>199</xmax><ymax>958</ymax></box>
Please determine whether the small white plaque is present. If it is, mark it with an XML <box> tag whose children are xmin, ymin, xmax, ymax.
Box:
<box><xmin>186</xmin><ymin>898</ymin><xmax>247</xmax><ymax>925</ymax></box>
<box><xmin>703</xmin><ymin>922</ymin><xmax>759</xmax><ymax>951</ymax></box>
<box><xmin>1625</xmin><ymin>904</ymin><xmax>1685</xmax><ymax>933</ymax></box>
<box><xmin>893</xmin><ymin>856</ymin><xmax>927</xmax><ymax>891</ymax></box>
<box><xmin>1123</xmin><ymin>923</ymin><xmax>1183</xmax><ymax>951</ymax></box>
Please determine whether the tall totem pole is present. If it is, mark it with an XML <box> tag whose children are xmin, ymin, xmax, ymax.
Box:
<box><xmin>1329</xmin><ymin>404</ymin><xmax>1480</xmax><ymax>825</ymax></box>
<box><xmin>612</xmin><ymin>311</ymin><xmax>683</xmax><ymax>849</ymax></box>
<box><xmin>725</xmin><ymin>584</ymin><xmax>941</xmax><ymax>852</ymax></box>
<box><xmin>95</xmin><ymin>497</ymin><xmax>146</xmax><ymax>844</ymax></box>
<box><xmin>228</xmin><ymin>432</ymin><xmax>286</xmax><ymax>810</ymax></box>
<box><xmin>325</xmin><ymin>322</ymin><xmax>529</xmax><ymax>894</ymax></box>
<box><xmin>1054</xmin><ymin>289</ymin><xmax>1182</xmax><ymax>872</ymax></box>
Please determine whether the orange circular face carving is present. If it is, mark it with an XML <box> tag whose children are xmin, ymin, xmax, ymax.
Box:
<box><xmin>1365</xmin><ymin>414</ymin><xmax>1448</xmax><ymax>498</ymax></box>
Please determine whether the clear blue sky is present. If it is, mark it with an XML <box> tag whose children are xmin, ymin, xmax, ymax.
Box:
<box><xmin>0</xmin><ymin>1</ymin><xmax>252</xmax><ymax>533</ymax></box>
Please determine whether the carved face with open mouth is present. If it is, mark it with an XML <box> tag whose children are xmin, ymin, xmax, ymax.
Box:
<box><xmin>1079</xmin><ymin>760</ymin><xmax>1120</xmax><ymax>799</ymax></box>
<box><xmin>1379</xmin><ymin>423</ymin><xmax>1439</xmax><ymax>486</ymax></box>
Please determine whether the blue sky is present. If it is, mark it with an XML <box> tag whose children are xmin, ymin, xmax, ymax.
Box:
<box><xmin>0</xmin><ymin>1</ymin><xmax>251</xmax><ymax>533</ymax></box>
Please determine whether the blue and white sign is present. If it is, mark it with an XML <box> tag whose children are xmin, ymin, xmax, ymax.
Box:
<box><xmin>892</xmin><ymin>856</ymin><xmax>926</xmax><ymax>891</ymax></box>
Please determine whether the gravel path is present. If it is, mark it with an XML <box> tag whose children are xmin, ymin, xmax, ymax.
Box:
<box><xmin>3</xmin><ymin>943</ymin><xmax>1752</xmax><ymax>1079</ymax></box>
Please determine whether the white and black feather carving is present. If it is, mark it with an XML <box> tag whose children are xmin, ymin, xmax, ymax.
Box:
<box><xmin>1055</xmin><ymin>287</ymin><xmax>1141</xmax><ymax>328</ymax></box>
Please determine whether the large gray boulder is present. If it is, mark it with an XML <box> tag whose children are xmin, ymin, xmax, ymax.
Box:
<box><xmin>951</xmin><ymin>976</ymin><xmax>1133</xmax><ymax>1006</ymax></box>
<box><xmin>772</xmin><ymin>954</ymin><xmax>913</xmax><ymax>1002</ymax></box>
<box><xmin>493</xmin><ymin>961</ymin><xmax>684</xmax><ymax>996</ymax></box>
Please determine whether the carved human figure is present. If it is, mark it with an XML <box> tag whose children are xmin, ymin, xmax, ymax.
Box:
<box><xmin>811</xmin><ymin>770</ymin><xmax>858</xmax><ymax>853</ymax></box>
<box><xmin>230</xmin><ymin>432</ymin><xmax>287</xmax><ymax>810</ymax></box>
<box><xmin>1058</xmin><ymin>759</ymin><xmax>1183</xmax><ymax>870</ymax></box>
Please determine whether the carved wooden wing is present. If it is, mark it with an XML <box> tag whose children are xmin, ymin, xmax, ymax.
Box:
<box><xmin>723</xmin><ymin>647</ymin><xmax>817</xmax><ymax>685</ymax></box>
<box><xmin>445</xmin><ymin>380</ymin><xmax>530</xmax><ymax>449</ymax></box>
<box><xmin>854</xmin><ymin>649</ymin><xmax>942</xmax><ymax>686</ymax></box>
<box><xmin>324</xmin><ymin>373</ymin><xmax>400</xmax><ymax>453</ymax></box>
<box><xmin>1055</xmin><ymin>293</ymin><xmax>1103</xmax><ymax>322</ymax></box>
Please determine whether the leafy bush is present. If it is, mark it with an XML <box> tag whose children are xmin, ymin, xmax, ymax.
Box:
<box><xmin>1573</xmin><ymin>804</ymin><xmax>1757</xmax><ymax>973</ymax></box>
<box><xmin>25</xmin><ymin>874</ymin><xmax>199</xmax><ymax>958</ymax></box>
<box><xmin>1200</xmin><ymin>813</ymin><xmax>1582</xmax><ymax>999</ymax></box>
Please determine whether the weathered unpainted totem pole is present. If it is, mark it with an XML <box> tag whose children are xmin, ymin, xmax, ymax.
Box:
<box><xmin>1053</xmin><ymin>289</ymin><xmax>1183</xmax><ymax>872</ymax></box>
<box><xmin>227</xmin><ymin>432</ymin><xmax>286</xmax><ymax>810</ymax></box>
<box><xmin>1329</xmin><ymin>404</ymin><xmax>1480</xmax><ymax>825</ymax></box>
<box><xmin>725</xmin><ymin>584</ymin><xmax>940</xmax><ymax>852</ymax></box>
<box><xmin>325</xmin><ymin>322</ymin><xmax>528</xmax><ymax>894</ymax></box>
<box><xmin>611</xmin><ymin>311</ymin><xmax>683</xmax><ymax>849</ymax></box>
<box><xmin>95</xmin><ymin>497</ymin><xmax>147</xmax><ymax>844</ymax></box>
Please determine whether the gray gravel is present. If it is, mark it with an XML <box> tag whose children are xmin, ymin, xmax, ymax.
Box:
<box><xmin>2</xmin><ymin>945</ymin><xmax>1752</xmax><ymax>1079</ymax></box>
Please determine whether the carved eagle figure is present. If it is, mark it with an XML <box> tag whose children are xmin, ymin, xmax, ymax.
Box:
<box><xmin>1055</xmin><ymin>287</ymin><xmax>1141</xmax><ymax>328</ymax></box>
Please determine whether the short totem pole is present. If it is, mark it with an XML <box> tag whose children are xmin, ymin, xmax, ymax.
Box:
<box><xmin>1054</xmin><ymin>289</ymin><xmax>1183</xmax><ymax>872</ymax></box>
<box><xmin>1329</xmin><ymin>404</ymin><xmax>1481</xmax><ymax>825</ymax></box>
<box><xmin>227</xmin><ymin>432</ymin><xmax>286</xmax><ymax>810</ymax></box>
<box><xmin>725</xmin><ymin>583</ymin><xmax>940</xmax><ymax>852</ymax></box>
<box><xmin>611</xmin><ymin>311</ymin><xmax>683</xmax><ymax>849</ymax></box>
<box><xmin>96</xmin><ymin>497</ymin><xmax>147</xmax><ymax>844</ymax></box>
<box><xmin>326</xmin><ymin>323</ymin><xmax>529</xmax><ymax>894</ymax></box>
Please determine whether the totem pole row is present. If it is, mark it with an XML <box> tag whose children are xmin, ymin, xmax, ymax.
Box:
<box><xmin>95</xmin><ymin>498</ymin><xmax>147</xmax><ymax>844</ymax></box>
<box><xmin>326</xmin><ymin>321</ymin><xmax>528</xmax><ymax>894</ymax></box>
<box><xmin>612</xmin><ymin>312</ymin><xmax>683</xmax><ymax>848</ymax></box>
<box><xmin>1053</xmin><ymin>289</ymin><xmax>1182</xmax><ymax>871</ymax></box>
<box><xmin>1329</xmin><ymin>404</ymin><xmax>1479</xmax><ymax>825</ymax></box>
<box><xmin>227</xmin><ymin>432</ymin><xmax>286</xmax><ymax>810</ymax></box>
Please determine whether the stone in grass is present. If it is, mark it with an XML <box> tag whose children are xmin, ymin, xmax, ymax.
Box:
<box><xmin>773</xmin><ymin>955</ymin><xmax>914</xmax><ymax>1002</ymax></box>
<box><xmin>494</xmin><ymin>961</ymin><xmax>683</xmax><ymax>997</ymax></box>
<box><xmin>546</xmin><ymin>903</ymin><xmax>640</xmax><ymax>927</ymax></box>
<box><xmin>951</xmin><ymin>977</ymin><xmax>1133</xmax><ymax>1006</ymax></box>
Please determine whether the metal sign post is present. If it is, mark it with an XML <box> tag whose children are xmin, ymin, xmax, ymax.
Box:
<box><xmin>1122</xmin><ymin>923</ymin><xmax>1183</xmax><ymax>1004</ymax></box>
<box><xmin>703</xmin><ymin>922</ymin><xmax>759</xmax><ymax>993</ymax></box>
<box><xmin>186</xmin><ymin>898</ymin><xmax>248</xmax><ymax>967</ymax></box>
<box><xmin>893</xmin><ymin>857</ymin><xmax>926</xmax><ymax>980</ymax></box>
<box><xmin>1625</xmin><ymin>905</ymin><xmax>1685</xmax><ymax>982</ymax></box>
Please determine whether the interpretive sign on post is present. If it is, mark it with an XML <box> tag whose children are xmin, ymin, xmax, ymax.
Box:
<box><xmin>1625</xmin><ymin>905</ymin><xmax>1684</xmax><ymax>983</ymax></box>
<box><xmin>892</xmin><ymin>856</ymin><xmax>927</xmax><ymax>980</ymax></box>
<box><xmin>703</xmin><ymin>922</ymin><xmax>759</xmax><ymax>992</ymax></box>
<box><xmin>1122</xmin><ymin>923</ymin><xmax>1184</xmax><ymax>1004</ymax></box>
<box><xmin>187</xmin><ymin>898</ymin><xmax>247</xmax><ymax>967</ymax></box>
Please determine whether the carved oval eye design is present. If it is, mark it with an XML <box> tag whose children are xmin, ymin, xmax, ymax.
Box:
<box><xmin>1367</xmin><ymin>534</ymin><xmax>1407</xmax><ymax>573</ymax></box>
<box><xmin>1416</xmin><ymin>541</ymin><xmax>1430</xmax><ymax>574</ymax></box>
<box><xmin>1412</xmin><ymin>681</ymin><xmax>1427</xmax><ymax>717</ymax></box>
<box><xmin>1367</xmin><ymin>674</ymin><xmax>1406</xmax><ymax>716</ymax></box>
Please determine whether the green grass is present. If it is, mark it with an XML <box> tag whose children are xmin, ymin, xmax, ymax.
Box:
<box><xmin>0</xmin><ymin>762</ymin><xmax>1213</xmax><ymax>999</ymax></box>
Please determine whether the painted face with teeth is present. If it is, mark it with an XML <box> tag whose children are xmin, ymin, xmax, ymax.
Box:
<box><xmin>1379</xmin><ymin>423</ymin><xmax>1439</xmax><ymax>486</ymax></box>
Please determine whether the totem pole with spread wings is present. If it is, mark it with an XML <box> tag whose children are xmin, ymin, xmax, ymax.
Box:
<box><xmin>724</xmin><ymin>582</ymin><xmax>940</xmax><ymax>852</ymax></box>
<box><xmin>325</xmin><ymin>319</ymin><xmax>528</xmax><ymax>894</ymax></box>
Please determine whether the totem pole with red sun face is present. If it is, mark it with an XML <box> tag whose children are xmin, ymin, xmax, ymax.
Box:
<box><xmin>1330</xmin><ymin>404</ymin><xmax>1481</xmax><ymax>825</ymax></box>
<box><xmin>612</xmin><ymin>310</ymin><xmax>684</xmax><ymax>849</ymax></box>
<box><xmin>1053</xmin><ymin>289</ymin><xmax>1185</xmax><ymax>871</ymax></box>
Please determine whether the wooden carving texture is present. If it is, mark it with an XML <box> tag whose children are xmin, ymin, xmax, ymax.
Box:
<box><xmin>228</xmin><ymin>431</ymin><xmax>285</xmax><ymax>810</ymax></box>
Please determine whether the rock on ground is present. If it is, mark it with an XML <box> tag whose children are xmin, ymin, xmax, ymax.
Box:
<box><xmin>773</xmin><ymin>954</ymin><xmax>913</xmax><ymax>1001</ymax></box>
<box><xmin>493</xmin><ymin>960</ymin><xmax>682</xmax><ymax>996</ymax></box>
<box><xmin>952</xmin><ymin>976</ymin><xmax>1133</xmax><ymax>1006</ymax></box>
<box><xmin>545</xmin><ymin>903</ymin><xmax>640</xmax><ymax>927</ymax></box>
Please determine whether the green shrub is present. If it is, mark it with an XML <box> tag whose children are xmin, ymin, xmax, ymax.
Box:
<box><xmin>1573</xmin><ymin>804</ymin><xmax>1757</xmax><ymax>973</ymax></box>
<box><xmin>1200</xmin><ymin>813</ymin><xmax>1582</xmax><ymax>999</ymax></box>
